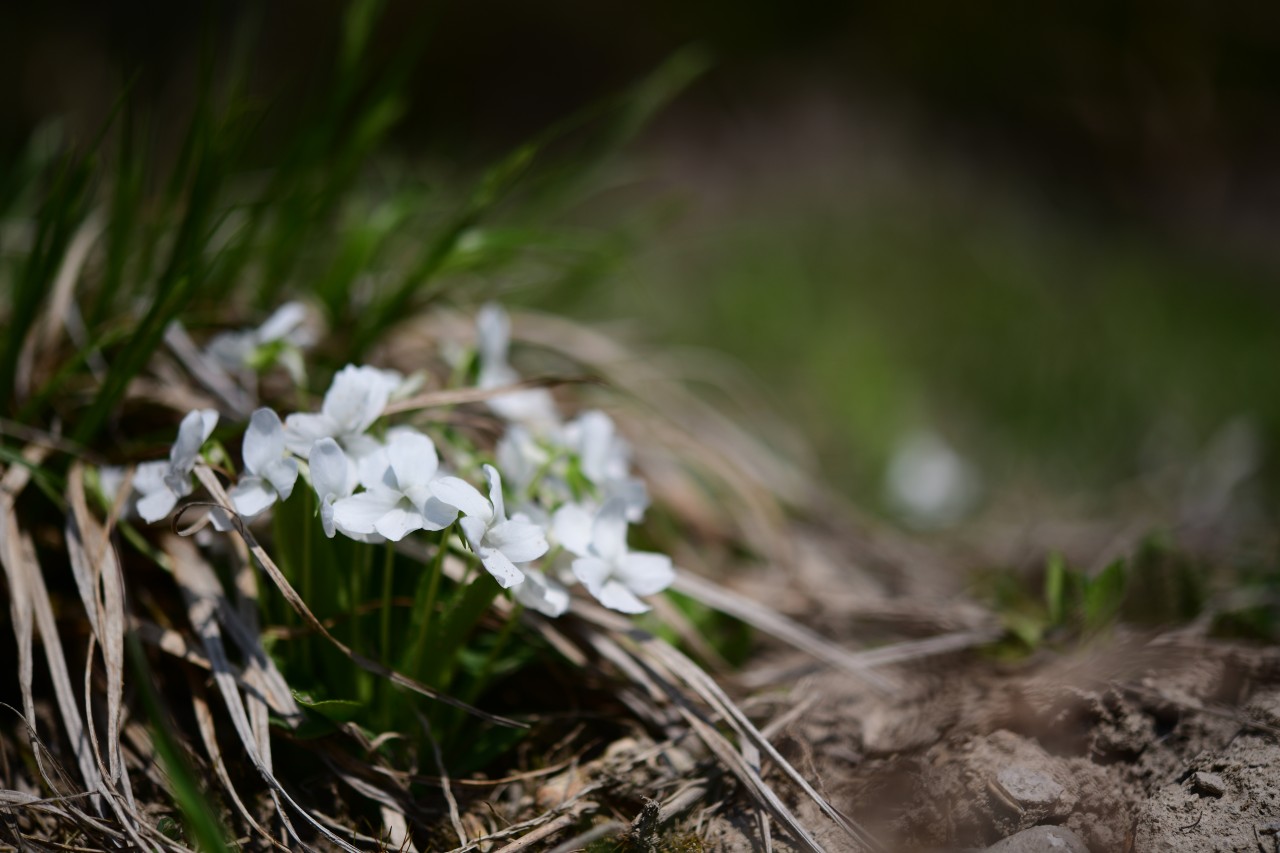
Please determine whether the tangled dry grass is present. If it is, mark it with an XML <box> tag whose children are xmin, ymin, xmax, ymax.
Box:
<box><xmin>6</xmin><ymin>297</ymin><xmax>1280</xmax><ymax>853</ymax></box>
<box><xmin>2</xmin><ymin>294</ymin><xmax>1021</xmax><ymax>852</ymax></box>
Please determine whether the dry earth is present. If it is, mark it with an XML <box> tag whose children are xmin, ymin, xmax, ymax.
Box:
<box><xmin>737</xmin><ymin>633</ymin><xmax>1280</xmax><ymax>852</ymax></box>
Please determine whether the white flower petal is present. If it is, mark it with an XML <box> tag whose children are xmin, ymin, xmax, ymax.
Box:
<box><xmin>256</xmin><ymin>301</ymin><xmax>308</xmax><ymax>343</ymax></box>
<box><xmin>262</xmin><ymin>457</ymin><xmax>299</xmax><ymax>501</ymax></box>
<box><xmin>206</xmin><ymin>331</ymin><xmax>252</xmax><ymax>368</ymax></box>
<box><xmin>571</xmin><ymin>556</ymin><xmax>612</xmax><ymax>590</ymax></box>
<box><xmin>482</xmin><ymin>464</ymin><xmax>506</xmax><ymax>522</ymax></box>
<box><xmin>166</xmin><ymin>409</ymin><xmax>218</xmax><ymax>492</ymax></box>
<box><xmin>320</xmin><ymin>496</ymin><xmax>337</xmax><ymax>538</ymax></box>
<box><xmin>375</xmin><ymin>368</ymin><xmax>407</xmax><ymax>399</ymax></box>
<box><xmin>430</xmin><ymin>477</ymin><xmax>492</xmax><ymax>522</ymax></box>
<box><xmin>552</xmin><ymin>503</ymin><xmax>594</xmax><ymax>557</ymax></box>
<box><xmin>607</xmin><ymin>477</ymin><xmax>650</xmax><ymax>523</ymax></box>
<box><xmin>322</xmin><ymin>365</ymin><xmax>392</xmax><ymax>435</ymax></box>
<box><xmin>617</xmin><ymin>552</ymin><xmax>674</xmax><ymax>596</ymax></box>
<box><xmin>479</xmin><ymin>548</ymin><xmax>524</xmax><ymax>589</ymax></box>
<box><xmin>496</xmin><ymin>426</ymin><xmax>545</xmax><ymax>494</ymax></box>
<box><xmin>96</xmin><ymin>466</ymin><xmax>128</xmax><ymax>505</ymax></box>
<box><xmin>595</xmin><ymin>579</ymin><xmax>649</xmax><ymax>614</ymax></box>
<box><xmin>573</xmin><ymin>410</ymin><xmax>615</xmax><ymax>484</ymax></box>
<box><xmin>280</xmin><ymin>348</ymin><xmax>307</xmax><ymax>386</ymax></box>
<box><xmin>476</xmin><ymin>303</ymin><xmax>511</xmax><ymax>368</ymax></box>
<box><xmin>137</xmin><ymin>488</ymin><xmax>178</xmax><ymax>524</ymax></box>
<box><xmin>133</xmin><ymin>460</ymin><xmax>170</xmax><ymax>496</ymax></box>
<box><xmin>243</xmin><ymin>408</ymin><xmax>286</xmax><ymax>476</ymax></box>
<box><xmin>284</xmin><ymin>413</ymin><xmax>338</xmax><ymax>456</ymax></box>
<box><xmin>356</xmin><ymin>443</ymin><xmax>392</xmax><ymax>490</ymax></box>
<box><xmin>486</xmin><ymin>388</ymin><xmax>560</xmax><ymax>428</ymax></box>
<box><xmin>310</xmin><ymin>438</ymin><xmax>351</xmax><ymax>500</ymax></box>
<box><xmin>331</xmin><ymin>489</ymin><xmax>401</xmax><ymax>535</ymax></box>
<box><xmin>419</xmin><ymin>497</ymin><xmax>460</xmax><ymax>531</ymax></box>
<box><xmin>513</xmin><ymin>570</ymin><xmax>570</xmax><ymax>617</ymax></box>
<box><xmin>175</xmin><ymin>409</ymin><xmax>219</xmax><ymax>464</ymax></box>
<box><xmin>229</xmin><ymin>477</ymin><xmax>277</xmax><ymax>518</ymax></box>
<box><xmin>374</xmin><ymin>506</ymin><xmax>423</xmax><ymax>542</ymax></box>
<box><xmin>459</xmin><ymin>516</ymin><xmax>488</xmax><ymax>552</ymax></box>
<box><xmin>486</xmin><ymin>519</ymin><xmax>548</xmax><ymax>564</ymax></box>
<box><xmin>343</xmin><ymin>432</ymin><xmax>386</xmax><ymax>465</ymax></box>
<box><xmin>388</xmin><ymin>431</ymin><xmax>438</xmax><ymax>490</ymax></box>
<box><xmin>589</xmin><ymin>499</ymin><xmax>629</xmax><ymax>563</ymax></box>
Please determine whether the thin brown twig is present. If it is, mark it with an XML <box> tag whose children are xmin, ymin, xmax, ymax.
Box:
<box><xmin>383</xmin><ymin>375</ymin><xmax>602</xmax><ymax>415</ymax></box>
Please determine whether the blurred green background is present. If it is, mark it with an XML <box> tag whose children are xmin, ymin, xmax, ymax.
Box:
<box><xmin>5</xmin><ymin>0</ymin><xmax>1278</xmax><ymax>541</ymax></box>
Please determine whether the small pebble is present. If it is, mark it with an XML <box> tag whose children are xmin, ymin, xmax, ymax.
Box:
<box><xmin>984</xmin><ymin>825</ymin><xmax>1089</xmax><ymax>853</ymax></box>
<box><xmin>1191</xmin><ymin>771</ymin><xmax>1226</xmax><ymax>797</ymax></box>
<box><xmin>995</xmin><ymin>766</ymin><xmax>1065</xmax><ymax>809</ymax></box>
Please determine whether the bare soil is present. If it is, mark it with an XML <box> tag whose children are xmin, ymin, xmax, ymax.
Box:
<box><xmin>751</xmin><ymin>633</ymin><xmax>1280</xmax><ymax>851</ymax></box>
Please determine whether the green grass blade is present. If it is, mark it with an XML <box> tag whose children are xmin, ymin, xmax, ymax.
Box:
<box><xmin>126</xmin><ymin>634</ymin><xmax>230</xmax><ymax>852</ymax></box>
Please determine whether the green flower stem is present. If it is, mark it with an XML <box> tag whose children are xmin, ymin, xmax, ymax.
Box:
<box><xmin>424</xmin><ymin>539</ymin><xmax>448</xmax><ymax>636</ymax></box>
<box><xmin>405</xmin><ymin>528</ymin><xmax>450</xmax><ymax>680</ymax></box>
<box><xmin>429</xmin><ymin>559</ymin><xmax>496</xmax><ymax>691</ymax></box>
<box><xmin>379</xmin><ymin>541</ymin><xmax>395</xmax><ymax>666</ymax></box>
<box><xmin>446</xmin><ymin>601</ymin><xmax>522</xmax><ymax>739</ymax></box>
<box><xmin>299</xmin><ymin>489</ymin><xmax>313</xmax><ymax>670</ymax></box>
<box><xmin>465</xmin><ymin>603</ymin><xmax>522</xmax><ymax>706</ymax></box>
<box><xmin>350</xmin><ymin>542</ymin><xmax>370</xmax><ymax>653</ymax></box>
<box><xmin>354</xmin><ymin>543</ymin><xmax>379</xmax><ymax>701</ymax></box>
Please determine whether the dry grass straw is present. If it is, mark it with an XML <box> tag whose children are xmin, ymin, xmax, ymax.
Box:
<box><xmin>0</xmin><ymin>304</ymin><xmax>1006</xmax><ymax>851</ymax></box>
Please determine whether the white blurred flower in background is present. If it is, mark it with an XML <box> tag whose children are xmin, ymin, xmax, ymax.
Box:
<box><xmin>884</xmin><ymin>428</ymin><xmax>980</xmax><ymax>529</ymax></box>
<box><xmin>205</xmin><ymin>300</ymin><xmax>317</xmax><ymax>384</ymax></box>
<box><xmin>475</xmin><ymin>303</ymin><xmax>560</xmax><ymax>430</ymax></box>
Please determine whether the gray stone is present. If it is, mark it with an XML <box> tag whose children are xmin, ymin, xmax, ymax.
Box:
<box><xmin>984</xmin><ymin>825</ymin><xmax>1090</xmax><ymax>853</ymax></box>
<box><xmin>995</xmin><ymin>766</ymin><xmax>1066</xmax><ymax>810</ymax></box>
<box><xmin>1190</xmin><ymin>771</ymin><xmax>1225</xmax><ymax>797</ymax></box>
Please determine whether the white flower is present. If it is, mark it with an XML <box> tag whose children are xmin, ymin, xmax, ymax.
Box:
<box><xmin>476</xmin><ymin>304</ymin><xmax>560</xmax><ymax>429</ymax></box>
<box><xmin>561</xmin><ymin>410</ymin><xmax>649</xmax><ymax>522</ymax></box>
<box><xmin>136</xmin><ymin>409</ymin><xmax>219</xmax><ymax>523</ymax></box>
<box><xmin>554</xmin><ymin>498</ymin><xmax>673</xmax><ymax>614</ymax></box>
<box><xmin>884</xmin><ymin>429</ymin><xmax>979</xmax><ymax>529</ymax></box>
<box><xmin>131</xmin><ymin>461</ymin><xmax>171</xmax><ymax>521</ymax></box>
<box><xmin>431</xmin><ymin>464</ymin><xmax>548</xmax><ymax>589</ymax></box>
<box><xmin>495</xmin><ymin>424</ymin><xmax>561</xmax><ymax>497</ymax></box>
<box><xmin>206</xmin><ymin>301</ymin><xmax>316</xmax><ymax>370</ymax></box>
<box><xmin>283</xmin><ymin>364</ymin><xmax>401</xmax><ymax>457</ymax></box>
<box><xmin>565</xmin><ymin>411</ymin><xmax>629</xmax><ymax>483</ymax></box>
<box><xmin>96</xmin><ymin>465</ymin><xmax>129</xmax><ymax>508</ymax></box>
<box><xmin>330</xmin><ymin>431</ymin><xmax>458</xmax><ymax>541</ymax></box>
<box><xmin>227</xmin><ymin>408</ymin><xmax>299</xmax><ymax>518</ymax></box>
<box><xmin>513</xmin><ymin>568</ymin><xmax>570</xmax><ymax>617</ymax></box>
<box><xmin>309</xmin><ymin>437</ymin><xmax>356</xmax><ymax>538</ymax></box>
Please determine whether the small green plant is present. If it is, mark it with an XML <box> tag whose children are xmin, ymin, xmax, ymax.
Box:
<box><xmin>985</xmin><ymin>552</ymin><xmax>1130</xmax><ymax>653</ymax></box>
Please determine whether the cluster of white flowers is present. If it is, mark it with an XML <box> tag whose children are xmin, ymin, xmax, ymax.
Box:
<box><xmin>103</xmin><ymin>304</ymin><xmax>674</xmax><ymax>617</ymax></box>
<box><xmin>205</xmin><ymin>300</ymin><xmax>316</xmax><ymax>384</ymax></box>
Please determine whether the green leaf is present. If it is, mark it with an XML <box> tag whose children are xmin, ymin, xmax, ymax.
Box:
<box><xmin>126</xmin><ymin>636</ymin><xmax>230</xmax><ymax>852</ymax></box>
<box><xmin>1044</xmin><ymin>552</ymin><xmax>1067</xmax><ymax>626</ymax></box>
<box><xmin>292</xmin><ymin>692</ymin><xmax>365</xmax><ymax>724</ymax></box>
<box><xmin>1082</xmin><ymin>559</ymin><xmax>1127</xmax><ymax>635</ymax></box>
<box><xmin>424</xmin><ymin>571</ymin><xmax>501</xmax><ymax>689</ymax></box>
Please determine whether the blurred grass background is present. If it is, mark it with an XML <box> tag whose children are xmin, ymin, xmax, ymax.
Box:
<box><xmin>5</xmin><ymin>0</ymin><xmax>1278</xmax><ymax>540</ymax></box>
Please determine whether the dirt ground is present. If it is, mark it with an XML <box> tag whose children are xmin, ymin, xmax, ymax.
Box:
<box><xmin>736</xmin><ymin>632</ymin><xmax>1280</xmax><ymax>852</ymax></box>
